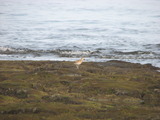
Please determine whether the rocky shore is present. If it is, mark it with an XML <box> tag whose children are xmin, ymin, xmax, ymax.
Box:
<box><xmin>0</xmin><ymin>60</ymin><xmax>160</xmax><ymax>120</ymax></box>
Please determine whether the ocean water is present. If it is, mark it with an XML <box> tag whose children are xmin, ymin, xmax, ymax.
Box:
<box><xmin>0</xmin><ymin>0</ymin><xmax>160</xmax><ymax>67</ymax></box>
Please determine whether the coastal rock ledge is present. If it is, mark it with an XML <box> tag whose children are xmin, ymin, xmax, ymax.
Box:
<box><xmin>0</xmin><ymin>60</ymin><xmax>160</xmax><ymax>120</ymax></box>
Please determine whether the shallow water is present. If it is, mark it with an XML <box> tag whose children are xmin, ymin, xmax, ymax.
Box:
<box><xmin>0</xmin><ymin>0</ymin><xmax>160</xmax><ymax>67</ymax></box>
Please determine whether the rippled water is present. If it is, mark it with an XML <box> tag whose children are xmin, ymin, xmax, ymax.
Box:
<box><xmin>0</xmin><ymin>0</ymin><xmax>160</xmax><ymax>67</ymax></box>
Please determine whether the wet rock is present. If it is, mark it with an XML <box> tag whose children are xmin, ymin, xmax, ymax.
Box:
<box><xmin>32</xmin><ymin>107</ymin><xmax>38</xmax><ymax>113</ymax></box>
<box><xmin>0</xmin><ymin>87</ymin><xmax>28</xmax><ymax>98</ymax></box>
<box><xmin>115</xmin><ymin>89</ymin><xmax>129</xmax><ymax>96</ymax></box>
<box><xmin>42</xmin><ymin>95</ymin><xmax>82</xmax><ymax>104</ymax></box>
<box><xmin>15</xmin><ymin>89</ymin><xmax>28</xmax><ymax>98</ymax></box>
<box><xmin>0</xmin><ymin>111</ymin><xmax>4</xmax><ymax>114</ymax></box>
<box><xmin>154</xmin><ymin>89</ymin><xmax>160</xmax><ymax>93</ymax></box>
<box><xmin>60</xmin><ymin>81</ymin><xmax>70</xmax><ymax>85</ymax></box>
<box><xmin>0</xmin><ymin>108</ymin><xmax>40</xmax><ymax>114</ymax></box>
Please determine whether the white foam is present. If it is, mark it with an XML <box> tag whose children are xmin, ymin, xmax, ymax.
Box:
<box><xmin>0</xmin><ymin>46</ymin><xmax>15</xmax><ymax>52</ymax></box>
<box><xmin>60</xmin><ymin>50</ymin><xmax>91</xmax><ymax>55</ymax></box>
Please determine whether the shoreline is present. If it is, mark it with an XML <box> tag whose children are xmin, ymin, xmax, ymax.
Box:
<box><xmin>0</xmin><ymin>60</ymin><xmax>160</xmax><ymax>120</ymax></box>
<box><xmin>0</xmin><ymin>59</ymin><xmax>160</xmax><ymax>69</ymax></box>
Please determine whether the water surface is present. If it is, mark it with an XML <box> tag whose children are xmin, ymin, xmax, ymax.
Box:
<box><xmin>0</xmin><ymin>0</ymin><xmax>160</xmax><ymax>67</ymax></box>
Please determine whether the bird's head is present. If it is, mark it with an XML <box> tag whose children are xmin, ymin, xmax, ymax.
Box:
<box><xmin>81</xmin><ymin>58</ymin><xmax>85</xmax><ymax>61</ymax></box>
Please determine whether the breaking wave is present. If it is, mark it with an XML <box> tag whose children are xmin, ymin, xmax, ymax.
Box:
<box><xmin>0</xmin><ymin>46</ymin><xmax>159</xmax><ymax>59</ymax></box>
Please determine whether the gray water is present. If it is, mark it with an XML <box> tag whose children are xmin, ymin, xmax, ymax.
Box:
<box><xmin>0</xmin><ymin>0</ymin><xmax>160</xmax><ymax>67</ymax></box>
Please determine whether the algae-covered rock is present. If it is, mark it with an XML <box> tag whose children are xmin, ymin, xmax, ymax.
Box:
<box><xmin>42</xmin><ymin>94</ymin><xmax>82</xmax><ymax>104</ymax></box>
<box><xmin>0</xmin><ymin>60</ymin><xmax>160</xmax><ymax>120</ymax></box>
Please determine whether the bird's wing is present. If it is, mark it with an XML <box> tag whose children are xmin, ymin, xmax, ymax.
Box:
<box><xmin>74</xmin><ymin>60</ymin><xmax>80</xmax><ymax>63</ymax></box>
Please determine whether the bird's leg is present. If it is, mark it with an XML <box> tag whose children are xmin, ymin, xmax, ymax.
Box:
<box><xmin>76</xmin><ymin>65</ymin><xmax>79</xmax><ymax>69</ymax></box>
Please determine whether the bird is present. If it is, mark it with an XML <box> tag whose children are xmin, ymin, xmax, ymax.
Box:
<box><xmin>74</xmin><ymin>58</ymin><xmax>85</xmax><ymax>69</ymax></box>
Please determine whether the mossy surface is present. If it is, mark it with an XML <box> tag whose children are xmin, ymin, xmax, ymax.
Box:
<box><xmin>0</xmin><ymin>60</ymin><xmax>160</xmax><ymax>120</ymax></box>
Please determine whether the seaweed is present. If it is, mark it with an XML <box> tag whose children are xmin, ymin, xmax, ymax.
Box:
<box><xmin>0</xmin><ymin>60</ymin><xmax>160</xmax><ymax>120</ymax></box>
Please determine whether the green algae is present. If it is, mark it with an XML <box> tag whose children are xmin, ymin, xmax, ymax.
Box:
<box><xmin>0</xmin><ymin>60</ymin><xmax>160</xmax><ymax>120</ymax></box>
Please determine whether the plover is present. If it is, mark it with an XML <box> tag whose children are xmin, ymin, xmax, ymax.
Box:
<box><xmin>74</xmin><ymin>58</ymin><xmax>85</xmax><ymax>69</ymax></box>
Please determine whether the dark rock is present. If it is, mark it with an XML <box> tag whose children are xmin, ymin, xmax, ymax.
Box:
<box><xmin>42</xmin><ymin>95</ymin><xmax>82</xmax><ymax>104</ymax></box>
<box><xmin>115</xmin><ymin>89</ymin><xmax>129</xmax><ymax>96</ymax></box>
